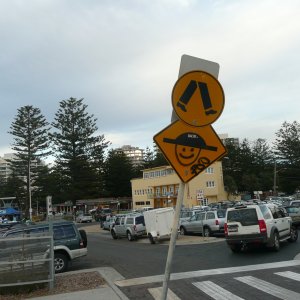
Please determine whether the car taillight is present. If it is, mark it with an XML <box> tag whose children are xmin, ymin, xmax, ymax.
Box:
<box><xmin>258</xmin><ymin>220</ymin><xmax>267</xmax><ymax>233</ymax></box>
<box><xmin>224</xmin><ymin>223</ymin><xmax>228</xmax><ymax>236</ymax></box>
<box><xmin>215</xmin><ymin>219</ymin><xmax>219</xmax><ymax>225</ymax></box>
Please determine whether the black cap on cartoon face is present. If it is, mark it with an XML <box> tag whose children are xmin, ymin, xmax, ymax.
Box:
<box><xmin>163</xmin><ymin>132</ymin><xmax>217</xmax><ymax>151</ymax></box>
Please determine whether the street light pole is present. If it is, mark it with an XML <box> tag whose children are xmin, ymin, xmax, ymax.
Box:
<box><xmin>28</xmin><ymin>159</ymin><xmax>32</xmax><ymax>221</ymax></box>
<box><xmin>273</xmin><ymin>161</ymin><xmax>277</xmax><ymax>196</ymax></box>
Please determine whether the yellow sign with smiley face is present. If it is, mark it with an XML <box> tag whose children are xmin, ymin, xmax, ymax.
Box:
<box><xmin>154</xmin><ymin>120</ymin><xmax>227</xmax><ymax>183</ymax></box>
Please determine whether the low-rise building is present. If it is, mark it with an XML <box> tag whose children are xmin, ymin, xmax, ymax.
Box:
<box><xmin>131</xmin><ymin>162</ymin><xmax>227</xmax><ymax>210</ymax></box>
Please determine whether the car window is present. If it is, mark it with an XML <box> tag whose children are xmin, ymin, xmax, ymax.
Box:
<box><xmin>190</xmin><ymin>215</ymin><xmax>196</xmax><ymax>221</ymax></box>
<box><xmin>196</xmin><ymin>214</ymin><xmax>203</xmax><ymax>221</ymax></box>
<box><xmin>115</xmin><ymin>217</ymin><xmax>120</xmax><ymax>225</ymax></box>
<box><xmin>259</xmin><ymin>205</ymin><xmax>272</xmax><ymax>219</ymax></box>
<box><xmin>126</xmin><ymin>218</ymin><xmax>134</xmax><ymax>225</ymax></box>
<box><xmin>135</xmin><ymin>216</ymin><xmax>145</xmax><ymax>225</ymax></box>
<box><xmin>6</xmin><ymin>230</ymin><xmax>28</xmax><ymax>237</ymax></box>
<box><xmin>120</xmin><ymin>217</ymin><xmax>125</xmax><ymax>225</ymax></box>
<box><xmin>227</xmin><ymin>208</ymin><xmax>258</xmax><ymax>226</ymax></box>
<box><xmin>53</xmin><ymin>224</ymin><xmax>76</xmax><ymax>240</ymax></box>
<box><xmin>206</xmin><ymin>212</ymin><xmax>215</xmax><ymax>219</ymax></box>
<box><xmin>285</xmin><ymin>207</ymin><xmax>300</xmax><ymax>213</ymax></box>
<box><xmin>217</xmin><ymin>210</ymin><xmax>226</xmax><ymax>218</ymax></box>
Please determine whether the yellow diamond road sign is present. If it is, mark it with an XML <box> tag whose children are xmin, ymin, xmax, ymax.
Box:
<box><xmin>154</xmin><ymin>120</ymin><xmax>227</xmax><ymax>183</ymax></box>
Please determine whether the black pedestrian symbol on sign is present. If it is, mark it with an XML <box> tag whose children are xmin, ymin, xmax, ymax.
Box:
<box><xmin>163</xmin><ymin>132</ymin><xmax>217</xmax><ymax>167</ymax></box>
<box><xmin>176</xmin><ymin>80</ymin><xmax>217</xmax><ymax>115</ymax></box>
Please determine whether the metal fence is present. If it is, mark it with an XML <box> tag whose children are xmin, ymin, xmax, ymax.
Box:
<box><xmin>0</xmin><ymin>233</ymin><xmax>54</xmax><ymax>289</ymax></box>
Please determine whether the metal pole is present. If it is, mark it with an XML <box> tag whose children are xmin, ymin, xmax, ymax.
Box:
<box><xmin>28</xmin><ymin>160</ymin><xmax>32</xmax><ymax>221</ymax></box>
<box><xmin>273</xmin><ymin>161</ymin><xmax>277</xmax><ymax>196</ymax></box>
<box><xmin>48</xmin><ymin>219</ymin><xmax>54</xmax><ymax>290</ymax></box>
<box><xmin>161</xmin><ymin>181</ymin><xmax>185</xmax><ymax>300</ymax></box>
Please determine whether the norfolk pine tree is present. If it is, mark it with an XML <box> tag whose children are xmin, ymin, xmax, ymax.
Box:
<box><xmin>8</xmin><ymin>105</ymin><xmax>51</xmax><ymax>217</ymax></box>
<box><xmin>51</xmin><ymin>97</ymin><xmax>109</xmax><ymax>204</ymax></box>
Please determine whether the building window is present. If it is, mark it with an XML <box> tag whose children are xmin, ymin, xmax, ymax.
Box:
<box><xmin>206</xmin><ymin>181</ymin><xmax>215</xmax><ymax>188</ymax></box>
<box><xmin>156</xmin><ymin>187</ymin><xmax>160</xmax><ymax>196</ymax></box>
<box><xmin>136</xmin><ymin>201</ymin><xmax>145</xmax><ymax>206</ymax></box>
<box><xmin>155</xmin><ymin>171</ymin><xmax>160</xmax><ymax>177</ymax></box>
<box><xmin>162</xmin><ymin>186</ymin><xmax>167</xmax><ymax>196</ymax></box>
<box><xmin>144</xmin><ymin>172</ymin><xmax>149</xmax><ymax>179</ymax></box>
<box><xmin>201</xmin><ymin>198</ymin><xmax>208</xmax><ymax>206</ymax></box>
<box><xmin>205</xmin><ymin>167</ymin><xmax>214</xmax><ymax>174</ymax></box>
<box><xmin>169</xmin><ymin>186</ymin><xmax>174</xmax><ymax>195</ymax></box>
<box><xmin>161</xmin><ymin>170</ymin><xmax>166</xmax><ymax>176</ymax></box>
<box><xmin>146</xmin><ymin>201</ymin><xmax>150</xmax><ymax>205</ymax></box>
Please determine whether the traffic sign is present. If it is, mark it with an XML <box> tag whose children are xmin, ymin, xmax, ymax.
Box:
<box><xmin>154</xmin><ymin>120</ymin><xmax>227</xmax><ymax>183</ymax></box>
<box><xmin>172</xmin><ymin>71</ymin><xmax>225</xmax><ymax>127</ymax></box>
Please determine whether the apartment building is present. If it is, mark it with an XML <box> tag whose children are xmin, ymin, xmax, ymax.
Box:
<box><xmin>115</xmin><ymin>145</ymin><xmax>144</xmax><ymax>166</ymax></box>
<box><xmin>0</xmin><ymin>153</ymin><xmax>44</xmax><ymax>182</ymax></box>
<box><xmin>131</xmin><ymin>161</ymin><xmax>227</xmax><ymax>210</ymax></box>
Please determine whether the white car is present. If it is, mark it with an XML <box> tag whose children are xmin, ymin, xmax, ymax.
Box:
<box><xmin>225</xmin><ymin>203</ymin><xmax>298</xmax><ymax>252</ymax></box>
<box><xmin>76</xmin><ymin>213</ymin><xmax>93</xmax><ymax>223</ymax></box>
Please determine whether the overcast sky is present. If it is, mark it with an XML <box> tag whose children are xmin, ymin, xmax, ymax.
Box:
<box><xmin>1</xmin><ymin>0</ymin><xmax>299</xmax><ymax>159</ymax></box>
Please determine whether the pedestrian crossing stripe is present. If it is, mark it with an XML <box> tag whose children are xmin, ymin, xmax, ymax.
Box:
<box><xmin>192</xmin><ymin>281</ymin><xmax>244</xmax><ymax>300</ymax></box>
<box><xmin>235</xmin><ymin>276</ymin><xmax>300</xmax><ymax>300</ymax></box>
<box><xmin>275</xmin><ymin>271</ymin><xmax>300</xmax><ymax>281</ymax></box>
<box><xmin>148</xmin><ymin>272</ymin><xmax>300</xmax><ymax>300</ymax></box>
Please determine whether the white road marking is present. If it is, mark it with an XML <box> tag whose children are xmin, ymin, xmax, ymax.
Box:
<box><xmin>235</xmin><ymin>275</ymin><xmax>300</xmax><ymax>300</ymax></box>
<box><xmin>115</xmin><ymin>260</ymin><xmax>300</xmax><ymax>287</ymax></box>
<box><xmin>275</xmin><ymin>271</ymin><xmax>300</xmax><ymax>281</ymax></box>
<box><xmin>148</xmin><ymin>287</ymin><xmax>181</xmax><ymax>300</ymax></box>
<box><xmin>193</xmin><ymin>281</ymin><xmax>244</xmax><ymax>300</ymax></box>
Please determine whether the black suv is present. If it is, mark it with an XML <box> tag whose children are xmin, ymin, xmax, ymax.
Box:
<box><xmin>1</xmin><ymin>220</ymin><xmax>87</xmax><ymax>273</ymax></box>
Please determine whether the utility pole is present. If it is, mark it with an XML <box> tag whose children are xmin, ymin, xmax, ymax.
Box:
<box><xmin>273</xmin><ymin>161</ymin><xmax>277</xmax><ymax>196</ymax></box>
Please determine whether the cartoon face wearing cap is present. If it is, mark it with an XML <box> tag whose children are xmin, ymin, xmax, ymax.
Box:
<box><xmin>163</xmin><ymin>132</ymin><xmax>217</xmax><ymax>166</ymax></box>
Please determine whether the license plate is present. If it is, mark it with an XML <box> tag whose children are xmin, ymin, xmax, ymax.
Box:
<box><xmin>228</xmin><ymin>227</ymin><xmax>238</xmax><ymax>232</ymax></box>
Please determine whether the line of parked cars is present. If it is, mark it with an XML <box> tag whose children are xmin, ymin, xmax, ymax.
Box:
<box><xmin>0</xmin><ymin>220</ymin><xmax>88</xmax><ymax>273</ymax></box>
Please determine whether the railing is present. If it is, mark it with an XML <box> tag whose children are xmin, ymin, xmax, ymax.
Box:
<box><xmin>0</xmin><ymin>234</ymin><xmax>54</xmax><ymax>290</ymax></box>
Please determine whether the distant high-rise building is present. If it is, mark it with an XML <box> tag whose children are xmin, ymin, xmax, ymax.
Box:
<box><xmin>115</xmin><ymin>145</ymin><xmax>144</xmax><ymax>166</ymax></box>
<box><xmin>219</xmin><ymin>134</ymin><xmax>239</xmax><ymax>147</ymax></box>
<box><xmin>0</xmin><ymin>153</ymin><xmax>45</xmax><ymax>182</ymax></box>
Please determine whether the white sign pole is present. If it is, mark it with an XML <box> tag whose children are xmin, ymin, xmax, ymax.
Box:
<box><xmin>161</xmin><ymin>54</ymin><xmax>220</xmax><ymax>300</ymax></box>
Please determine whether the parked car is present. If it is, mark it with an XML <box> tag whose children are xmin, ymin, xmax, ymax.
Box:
<box><xmin>1</xmin><ymin>220</ymin><xmax>87</xmax><ymax>273</ymax></box>
<box><xmin>284</xmin><ymin>206</ymin><xmax>300</xmax><ymax>227</ymax></box>
<box><xmin>111</xmin><ymin>213</ymin><xmax>146</xmax><ymax>241</ymax></box>
<box><xmin>102</xmin><ymin>215</ymin><xmax>116</xmax><ymax>230</ymax></box>
<box><xmin>179</xmin><ymin>208</ymin><xmax>205</xmax><ymax>225</ymax></box>
<box><xmin>225</xmin><ymin>203</ymin><xmax>298</xmax><ymax>252</ymax></box>
<box><xmin>76</xmin><ymin>213</ymin><xmax>93</xmax><ymax>223</ymax></box>
<box><xmin>179</xmin><ymin>209</ymin><xmax>226</xmax><ymax>237</ymax></box>
<box><xmin>95</xmin><ymin>208</ymin><xmax>113</xmax><ymax>225</ymax></box>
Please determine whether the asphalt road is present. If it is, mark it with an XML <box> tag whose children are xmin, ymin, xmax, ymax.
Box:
<box><xmin>72</xmin><ymin>223</ymin><xmax>300</xmax><ymax>279</ymax></box>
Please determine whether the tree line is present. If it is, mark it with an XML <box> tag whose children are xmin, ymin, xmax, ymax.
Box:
<box><xmin>223</xmin><ymin>121</ymin><xmax>300</xmax><ymax>198</ymax></box>
<box><xmin>0</xmin><ymin>97</ymin><xmax>299</xmax><ymax>215</ymax></box>
<box><xmin>0</xmin><ymin>97</ymin><xmax>166</xmax><ymax>216</ymax></box>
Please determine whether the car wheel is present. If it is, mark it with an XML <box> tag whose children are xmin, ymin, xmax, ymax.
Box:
<box><xmin>127</xmin><ymin>231</ymin><xmax>133</xmax><ymax>241</ymax></box>
<box><xmin>111</xmin><ymin>230</ymin><xmax>117</xmax><ymax>239</ymax></box>
<box><xmin>180</xmin><ymin>226</ymin><xmax>186</xmax><ymax>235</ymax></box>
<box><xmin>272</xmin><ymin>232</ymin><xmax>280</xmax><ymax>251</ymax></box>
<box><xmin>229</xmin><ymin>244</ymin><xmax>242</xmax><ymax>253</ymax></box>
<box><xmin>288</xmin><ymin>226</ymin><xmax>298</xmax><ymax>242</ymax></box>
<box><xmin>79</xmin><ymin>229</ymin><xmax>87</xmax><ymax>247</ymax></box>
<box><xmin>148</xmin><ymin>233</ymin><xmax>155</xmax><ymax>244</ymax></box>
<box><xmin>54</xmin><ymin>253</ymin><xmax>68</xmax><ymax>273</ymax></box>
<box><xmin>203</xmin><ymin>227</ymin><xmax>211</xmax><ymax>237</ymax></box>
